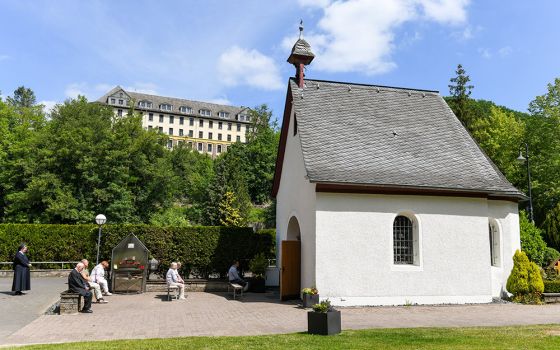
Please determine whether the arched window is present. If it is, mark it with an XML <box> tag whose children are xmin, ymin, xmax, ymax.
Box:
<box><xmin>489</xmin><ymin>219</ymin><xmax>501</xmax><ymax>267</ymax></box>
<box><xmin>393</xmin><ymin>215</ymin><xmax>413</xmax><ymax>264</ymax></box>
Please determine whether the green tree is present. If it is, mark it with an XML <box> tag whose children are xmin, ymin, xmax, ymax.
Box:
<box><xmin>7</xmin><ymin>86</ymin><xmax>37</xmax><ymax>108</ymax></box>
<box><xmin>448</xmin><ymin>64</ymin><xmax>475</xmax><ymax>129</ymax></box>
<box><xmin>543</xmin><ymin>202</ymin><xmax>560</xmax><ymax>249</ymax></box>
<box><xmin>520</xmin><ymin>211</ymin><xmax>547</xmax><ymax>266</ymax></box>
<box><xmin>219</xmin><ymin>191</ymin><xmax>243</xmax><ymax>227</ymax></box>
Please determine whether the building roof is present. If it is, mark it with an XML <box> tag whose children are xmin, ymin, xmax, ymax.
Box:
<box><xmin>274</xmin><ymin>78</ymin><xmax>524</xmax><ymax>199</ymax></box>
<box><xmin>96</xmin><ymin>86</ymin><xmax>251</xmax><ymax>123</ymax></box>
<box><xmin>288</xmin><ymin>38</ymin><xmax>315</xmax><ymax>60</ymax></box>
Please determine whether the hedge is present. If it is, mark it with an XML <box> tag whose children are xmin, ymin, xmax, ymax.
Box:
<box><xmin>0</xmin><ymin>224</ymin><xmax>275</xmax><ymax>277</ymax></box>
<box><xmin>544</xmin><ymin>280</ymin><xmax>560</xmax><ymax>293</ymax></box>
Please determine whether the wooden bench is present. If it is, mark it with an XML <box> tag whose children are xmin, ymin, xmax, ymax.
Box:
<box><xmin>59</xmin><ymin>291</ymin><xmax>82</xmax><ymax>314</ymax></box>
<box><xmin>228</xmin><ymin>283</ymin><xmax>243</xmax><ymax>300</ymax></box>
<box><xmin>167</xmin><ymin>284</ymin><xmax>179</xmax><ymax>301</ymax></box>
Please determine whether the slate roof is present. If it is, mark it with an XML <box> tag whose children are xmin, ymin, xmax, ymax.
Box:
<box><xmin>96</xmin><ymin>86</ymin><xmax>250</xmax><ymax>123</ymax></box>
<box><xmin>290</xmin><ymin>38</ymin><xmax>315</xmax><ymax>58</ymax></box>
<box><xmin>289</xmin><ymin>78</ymin><xmax>523</xmax><ymax>198</ymax></box>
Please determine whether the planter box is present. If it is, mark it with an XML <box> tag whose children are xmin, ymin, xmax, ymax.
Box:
<box><xmin>307</xmin><ymin>310</ymin><xmax>341</xmax><ymax>335</ymax></box>
<box><xmin>249</xmin><ymin>277</ymin><xmax>266</xmax><ymax>293</ymax></box>
<box><xmin>543</xmin><ymin>293</ymin><xmax>560</xmax><ymax>303</ymax></box>
<box><xmin>302</xmin><ymin>293</ymin><xmax>319</xmax><ymax>308</ymax></box>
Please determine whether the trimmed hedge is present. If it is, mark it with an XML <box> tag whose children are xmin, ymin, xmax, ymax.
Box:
<box><xmin>544</xmin><ymin>280</ymin><xmax>560</xmax><ymax>293</ymax></box>
<box><xmin>0</xmin><ymin>224</ymin><xmax>275</xmax><ymax>276</ymax></box>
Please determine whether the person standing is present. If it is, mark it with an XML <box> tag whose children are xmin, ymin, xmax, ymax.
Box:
<box><xmin>68</xmin><ymin>262</ymin><xmax>93</xmax><ymax>313</ymax></box>
<box><xmin>12</xmin><ymin>243</ymin><xmax>31</xmax><ymax>296</ymax></box>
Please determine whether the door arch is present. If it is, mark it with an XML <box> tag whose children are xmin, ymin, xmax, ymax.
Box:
<box><xmin>281</xmin><ymin>216</ymin><xmax>301</xmax><ymax>300</ymax></box>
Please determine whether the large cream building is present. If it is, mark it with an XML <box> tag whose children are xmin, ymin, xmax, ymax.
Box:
<box><xmin>97</xmin><ymin>86</ymin><xmax>251</xmax><ymax>157</ymax></box>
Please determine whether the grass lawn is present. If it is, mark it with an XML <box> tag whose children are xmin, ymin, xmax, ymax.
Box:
<box><xmin>11</xmin><ymin>325</ymin><xmax>560</xmax><ymax>350</ymax></box>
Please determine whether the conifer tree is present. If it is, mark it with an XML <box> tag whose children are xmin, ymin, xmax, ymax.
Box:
<box><xmin>448</xmin><ymin>64</ymin><xmax>475</xmax><ymax>128</ymax></box>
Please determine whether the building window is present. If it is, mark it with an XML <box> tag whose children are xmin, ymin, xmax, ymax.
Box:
<box><xmin>200</xmin><ymin>109</ymin><xmax>211</xmax><ymax>117</ymax></box>
<box><xmin>218</xmin><ymin>133</ymin><xmax>222</xmax><ymax>141</ymax></box>
<box><xmin>117</xmin><ymin>109</ymin><xmax>123</xmax><ymax>117</ymax></box>
<box><xmin>179</xmin><ymin>106</ymin><xmax>192</xmax><ymax>114</ymax></box>
<box><xmin>119</xmin><ymin>99</ymin><xmax>124</xmax><ymax>105</ymax></box>
<box><xmin>227</xmin><ymin>135</ymin><xmax>232</xmax><ymax>142</ymax></box>
<box><xmin>169</xmin><ymin>128</ymin><xmax>173</xmax><ymax>135</ymax></box>
<box><xmin>218</xmin><ymin>122</ymin><xmax>223</xmax><ymax>130</ymax></box>
<box><xmin>217</xmin><ymin>144</ymin><xmax>222</xmax><ymax>153</ymax></box>
<box><xmin>159</xmin><ymin>114</ymin><xmax>164</xmax><ymax>123</ymax></box>
<box><xmin>169</xmin><ymin>116</ymin><xmax>174</xmax><ymax>124</ymax></box>
<box><xmin>207</xmin><ymin>144</ymin><xmax>213</xmax><ymax>152</ymax></box>
<box><xmin>236</xmin><ymin>123</ymin><xmax>241</xmax><ymax>131</ymax></box>
<box><xmin>167</xmin><ymin>140</ymin><xmax>173</xmax><ymax>149</ymax></box>
<box><xmin>393</xmin><ymin>216</ymin><xmax>414</xmax><ymax>265</ymax></box>
<box><xmin>228</xmin><ymin>123</ymin><xmax>232</xmax><ymax>131</ymax></box>
<box><xmin>189</xmin><ymin>118</ymin><xmax>194</xmax><ymax>126</ymax></box>
<box><xmin>138</xmin><ymin>100</ymin><xmax>152</xmax><ymax>108</ymax></box>
<box><xmin>148</xmin><ymin>126</ymin><xmax>153</xmax><ymax>130</ymax></box>
<box><xmin>179</xmin><ymin>117</ymin><xmax>184</xmax><ymax>125</ymax></box>
<box><xmin>199</xmin><ymin>119</ymin><xmax>204</xmax><ymax>127</ymax></box>
<box><xmin>209</xmin><ymin>121</ymin><xmax>213</xmax><ymax>129</ymax></box>
<box><xmin>188</xmin><ymin>130</ymin><xmax>193</xmax><ymax>137</ymax></box>
<box><xmin>148</xmin><ymin>113</ymin><xmax>153</xmax><ymax>121</ymax></box>
<box><xmin>208</xmin><ymin>132</ymin><xmax>213</xmax><ymax>140</ymax></box>
<box><xmin>197</xmin><ymin>143</ymin><xmax>203</xmax><ymax>151</ymax></box>
<box><xmin>160</xmin><ymin>104</ymin><xmax>173</xmax><ymax>111</ymax></box>
<box><xmin>110</xmin><ymin>98</ymin><xmax>116</xmax><ymax>104</ymax></box>
<box><xmin>199</xmin><ymin>131</ymin><xmax>203</xmax><ymax>138</ymax></box>
<box><xmin>489</xmin><ymin>220</ymin><xmax>501</xmax><ymax>267</ymax></box>
<box><xmin>158</xmin><ymin>127</ymin><xmax>163</xmax><ymax>133</ymax></box>
<box><xmin>188</xmin><ymin>141</ymin><xmax>193</xmax><ymax>148</ymax></box>
<box><xmin>179</xmin><ymin>129</ymin><xmax>184</xmax><ymax>136</ymax></box>
<box><xmin>218</xmin><ymin>111</ymin><xmax>229</xmax><ymax>119</ymax></box>
<box><xmin>238</xmin><ymin>114</ymin><xmax>247</xmax><ymax>122</ymax></box>
<box><xmin>236</xmin><ymin>135</ymin><xmax>241</xmax><ymax>142</ymax></box>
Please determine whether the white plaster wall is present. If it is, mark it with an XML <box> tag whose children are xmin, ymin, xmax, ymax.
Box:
<box><xmin>314</xmin><ymin>193</ymin><xmax>518</xmax><ymax>306</ymax></box>
<box><xmin>488</xmin><ymin>200</ymin><xmax>520</xmax><ymax>297</ymax></box>
<box><xmin>276</xmin><ymin>110</ymin><xmax>316</xmax><ymax>291</ymax></box>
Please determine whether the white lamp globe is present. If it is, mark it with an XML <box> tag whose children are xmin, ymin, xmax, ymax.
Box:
<box><xmin>95</xmin><ymin>214</ymin><xmax>107</xmax><ymax>226</ymax></box>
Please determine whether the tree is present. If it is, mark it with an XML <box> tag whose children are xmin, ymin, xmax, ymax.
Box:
<box><xmin>219</xmin><ymin>191</ymin><xmax>243</xmax><ymax>227</ymax></box>
<box><xmin>506</xmin><ymin>250</ymin><xmax>544</xmax><ymax>303</ymax></box>
<box><xmin>543</xmin><ymin>202</ymin><xmax>560</xmax><ymax>249</ymax></box>
<box><xmin>7</xmin><ymin>86</ymin><xmax>36</xmax><ymax>108</ymax></box>
<box><xmin>448</xmin><ymin>64</ymin><xmax>475</xmax><ymax>129</ymax></box>
<box><xmin>520</xmin><ymin>211</ymin><xmax>547</xmax><ymax>266</ymax></box>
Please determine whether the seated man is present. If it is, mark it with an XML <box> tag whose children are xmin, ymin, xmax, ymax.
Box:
<box><xmin>166</xmin><ymin>262</ymin><xmax>185</xmax><ymax>300</ymax></box>
<box><xmin>91</xmin><ymin>260</ymin><xmax>112</xmax><ymax>296</ymax></box>
<box><xmin>80</xmin><ymin>259</ymin><xmax>107</xmax><ymax>303</ymax></box>
<box><xmin>176</xmin><ymin>262</ymin><xmax>185</xmax><ymax>283</ymax></box>
<box><xmin>228</xmin><ymin>260</ymin><xmax>249</xmax><ymax>292</ymax></box>
<box><xmin>68</xmin><ymin>262</ymin><xmax>93</xmax><ymax>313</ymax></box>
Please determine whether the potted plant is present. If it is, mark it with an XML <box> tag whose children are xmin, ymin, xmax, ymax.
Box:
<box><xmin>249</xmin><ymin>253</ymin><xmax>268</xmax><ymax>293</ymax></box>
<box><xmin>302</xmin><ymin>287</ymin><xmax>319</xmax><ymax>308</ymax></box>
<box><xmin>307</xmin><ymin>299</ymin><xmax>341</xmax><ymax>335</ymax></box>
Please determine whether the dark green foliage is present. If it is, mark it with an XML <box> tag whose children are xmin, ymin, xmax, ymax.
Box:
<box><xmin>0</xmin><ymin>224</ymin><xmax>274</xmax><ymax>276</ymax></box>
<box><xmin>519</xmin><ymin>211</ymin><xmax>547</xmax><ymax>266</ymax></box>
<box><xmin>7</xmin><ymin>86</ymin><xmax>37</xmax><ymax>108</ymax></box>
<box><xmin>248</xmin><ymin>252</ymin><xmax>268</xmax><ymax>278</ymax></box>
<box><xmin>544</xmin><ymin>280</ymin><xmax>560</xmax><ymax>293</ymax></box>
<box><xmin>447</xmin><ymin>64</ymin><xmax>474</xmax><ymax>129</ymax></box>
<box><xmin>543</xmin><ymin>247</ymin><xmax>560</xmax><ymax>267</ymax></box>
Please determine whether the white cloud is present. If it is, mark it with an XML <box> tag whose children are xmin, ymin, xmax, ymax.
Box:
<box><xmin>218</xmin><ymin>46</ymin><xmax>283</xmax><ymax>90</ymax></box>
<box><xmin>478</xmin><ymin>47</ymin><xmax>492</xmax><ymax>59</ymax></box>
<box><xmin>498</xmin><ymin>46</ymin><xmax>512</xmax><ymax>57</ymax></box>
<box><xmin>290</xmin><ymin>0</ymin><xmax>470</xmax><ymax>75</ymax></box>
<box><xmin>124</xmin><ymin>82</ymin><xmax>159</xmax><ymax>95</ymax></box>
<box><xmin>208</xmin><ymin>97</ymin><xmax>232</xmax><ymax>105</ymax></box>
<box><xmin>0</xmin><ymin>54</ymin><xmax>10</xmax><ymax>62</ymax></box>
<box><xmin>39</xmin><ymin>100</ymin><xmax>58</xmax><ymax>114</ymax></box>
<box><xmin>65</xmin><ymin>82</ymin><xmax>159</xmax><ymax>100</ymax></box>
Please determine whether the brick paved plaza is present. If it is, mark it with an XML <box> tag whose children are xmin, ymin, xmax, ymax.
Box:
<box><xmin>3</xmin><ymin>285</ymin><xmax>560</xmax><ymax>347</ymax></box>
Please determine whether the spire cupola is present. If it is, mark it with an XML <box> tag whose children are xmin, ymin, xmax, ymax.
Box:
<box><xmin>287</xmin><ymin>20</ymin><xmax>315</xmax><ymax>88</ymax></box>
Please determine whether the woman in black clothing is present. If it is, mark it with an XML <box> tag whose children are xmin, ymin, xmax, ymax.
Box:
<box><xmin>12</xmin><ymin>243</ymin><xmax>31</xmax><ymax>295</ymax></box>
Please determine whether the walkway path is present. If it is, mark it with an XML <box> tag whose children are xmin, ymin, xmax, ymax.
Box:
<box><xmin>2</xmin><ymin>291</ymin><xmax>560</xmax><ymax>347</ymax></box>
<box><xmin>0</xmin><ymin>277</ymin><xmax>67</xmax><ymax>343</ymax></box>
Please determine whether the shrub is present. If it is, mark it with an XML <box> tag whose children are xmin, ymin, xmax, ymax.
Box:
<box><xmin>543</xmin><ymin>247</ymin><xmax>560</xmax><ymax>267</ymax></box>
<box><xmin>544</xmin><ymin>280</ymin><xmax>560</xmax><ymax>293</ymax></box>
<box><xmin>302</xmin><ymin>287</ymin><xmax>319</xmax><ymax>295</ymax></box>
<box><xmin>248</xmin><ymin>252</ymin><xmax>268</xmax><ymax>278</ymax></box>
<box><xmin>520</xmin><ymin>211</ymin><xmax>547</xmax><ymax>266</ymax></box>
<box><xmin>312</xmin><ymin>299</ymin><xmax>334</xmax><ymax>313</ymax></box>
<box><xmin>0</xmin><ymin>224</ymin><xmax>274</xmax><ymax>277</ymax></box>
<box><xmin>506</xmin><ymin>250</ymin><xmax>544</xmax><ymax>304</ymax></box>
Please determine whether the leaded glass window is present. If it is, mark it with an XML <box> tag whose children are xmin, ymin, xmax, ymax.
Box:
<box><xmin>393</xmin><ymin>215</ymin><xmax>413</xmax><ymax>264</ymax></box>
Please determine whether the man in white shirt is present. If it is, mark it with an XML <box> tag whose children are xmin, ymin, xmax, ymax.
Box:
<box><xmin>80</xmin><ymin>259</ymin><xmax>107</xmax><ymax>303</ymax></box>
<box><xmin>228</xmin><ymin>260</ymin><xmax>249</xmax><ymax>292</ymax></box>
<box><xmin>91</xmin><ymin>261</ymin><xmax>112</xmax><ymax>296</ymax></box>
<box><xmin>166</xmin><ymin>262</ymin><xmax>185</xmax><ymax>300</ymax></box>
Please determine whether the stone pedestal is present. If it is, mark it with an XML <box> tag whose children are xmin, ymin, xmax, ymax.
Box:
<box><xmin>59</xmin><ymin>291</ymin><xmax>81</xmax><ymax>315</ymax></box>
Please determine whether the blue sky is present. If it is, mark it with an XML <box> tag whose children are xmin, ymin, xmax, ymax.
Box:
<box><xmin>1</xmin><ymin>0</ymin><xmax>559</xmax><ymax>120</ymax></box>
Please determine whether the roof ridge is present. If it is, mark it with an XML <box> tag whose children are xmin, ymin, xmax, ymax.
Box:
<box><xmin>122</xmin><ymin>88</ymin><xmax>244</xmax><ymax>110</ymax></box>
<box><xmin>293</xmin><ymin>77</ymin><xmax>439</xmax><ymax>94</ymax></box>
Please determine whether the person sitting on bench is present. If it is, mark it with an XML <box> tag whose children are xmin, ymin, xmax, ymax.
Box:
<box><xmin>166</xmin><ymin>262</ymin><xmax>185</xmax><ymax>300</ymax></box>
<box><xmin>68</xmin><ymin>262</ymin><xmax>93</xmax><ymax>313</ymax></box>
<box><xmin>228</xmin><ymin>260</ymin><xmax>249</xmax><ymax>292</ymax></box>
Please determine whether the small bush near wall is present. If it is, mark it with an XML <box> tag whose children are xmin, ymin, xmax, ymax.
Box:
<box><xmin>0</xmin><ymin>224</ymin><xmax>274</xmax><ymax>276</ymax></box>
<box><xmin>544</xmin><ymin>280</ymin><xmax>560</xmax><ymax>293</ymax></box>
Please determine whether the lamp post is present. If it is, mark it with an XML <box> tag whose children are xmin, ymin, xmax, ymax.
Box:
<box><xmin>95</xmin><ymin>214</ymin><xmax>107</xmax><ymax>265</ymax></box>
<box><xmin>517</xmin><ymin>143</ymin><xmax>534</xmax><ymax>223</ymax></box>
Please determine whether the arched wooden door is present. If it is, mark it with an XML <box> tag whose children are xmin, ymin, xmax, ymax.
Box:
<box><xmin>281</xmin><ymin>216</ymin><xmax>301</xmax><ymax>300</ymax></box>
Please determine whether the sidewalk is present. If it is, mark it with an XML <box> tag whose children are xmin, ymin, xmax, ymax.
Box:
<box><xmin>3</xmin><ymin>290</ymin><xmax>560</xmax><ymax>347</ymax></box>
<box><xmin>0</xmin><ymin>277</ymin><xmax>67</xmax><ymax>343</ymax></box>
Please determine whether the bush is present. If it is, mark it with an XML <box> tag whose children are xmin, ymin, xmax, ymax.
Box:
<box><xmin>248</xmin><ymin>252</ymin><xmax>268</xmax><ymax>278</ymax></box>
<box><xmin>506</xmin><ymin>250</ymin><xmax>544</xmax><ymax>304</ymax></box>
<box><xmin>520</xmin><ymin>211</ymin><xmax>547</xmax><ymax>266</ymax></box>
<box><xmin>544</xmin><ymin>280</ymin><xmax>560</xmax><ymax>293</ymax></box>
<box><xmin>543</xmin><ymin>247</ymin><xmax>560</xmax><ymax>267</ymax></box>
<box><xmin>0</xmin><ymin>224</ymin><xmax>274</xmax><ymax>276</ymax></box>
<box><xmin>312</xmin><ymin>299</ymin><xmax>334</xmax><ymax>313</ymax></box>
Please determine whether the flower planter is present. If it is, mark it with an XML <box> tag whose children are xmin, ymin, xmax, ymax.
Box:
<box><xmin>249</xmin><ymin>277</ymin><xmax>266</xmax><ymax>293</ymax></box>
<box><xmin>302</xmin><ymin>293</ymin><xmax>319</xmax><ymax>308</ymax></box>
<box><xmin>307</xmin><ymin>310</ymin><xmax>341</xmax><ymax>335</ymax></box>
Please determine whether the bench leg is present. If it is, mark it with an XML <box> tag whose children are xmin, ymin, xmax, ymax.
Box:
<box><xmin>167</xmin><ymin>288</ymin><xmax>170</xmax><ymax>301</ymax></box>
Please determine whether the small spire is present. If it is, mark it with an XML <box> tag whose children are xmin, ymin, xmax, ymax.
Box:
<box><xmin>299</xmin><ymin>19</ymin><xmax>304</xmax><ymax>39</ymax></box>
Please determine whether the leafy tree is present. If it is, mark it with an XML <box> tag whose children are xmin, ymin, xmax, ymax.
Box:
<box><xmin>448</xmin><ymin>64</ymin><xmax>475</xmax><ymax>128</ymax></box>
<box><xmin>507</xmin><ymin>250</ymin><xmax>544</xmax><ymax>303</ymax></box>
<box><xmin>543</xmin><ymin>202</ymin><xmax>560</xmax><ymax>249</ymax></box>
<box><xmin>149</xmin><ymin>207</ymin><xmax>190</xmax><ymax>227</ymax></box>
<box><xmin>520</xmin><ymin>211</ymin><xmax>547</xmax><ymax>266</ymax></box>
<box><xmin>7</xmin><ymin>86</ymin><xmax>36</xmax><ymax>108</ymax></box>
<box><xmin>219</xmin><ymin>191</ymin><xmax>243</xmax><ymax>227</ymax></box>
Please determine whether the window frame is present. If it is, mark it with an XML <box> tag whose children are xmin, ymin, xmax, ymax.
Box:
<box><xmin>390</xmin><ymin>212</ymin><xmax>423</xmax><ymax>271</ymax></box>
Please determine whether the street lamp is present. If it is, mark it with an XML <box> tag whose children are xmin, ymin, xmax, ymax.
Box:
<box><xmin>517</xmin><ymin>143</ymin><xmax>534</xmax><ymax>223</ymax></box>
<box><xmin>95</xmin><ymin>214</ymin><xmax>107</xmax><ymax>265</ymax></box>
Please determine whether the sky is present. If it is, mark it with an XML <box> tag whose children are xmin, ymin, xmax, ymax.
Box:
<box><xmin>1</xmin><ymin>0</ymin><xmax>560</xmax><ymax>121</ymax></box>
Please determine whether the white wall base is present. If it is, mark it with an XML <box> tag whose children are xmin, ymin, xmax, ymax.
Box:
<box><xmin>324</xmin><ymin>295</ymin><xmax>493</xmax><ymax>307</ymax></box>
